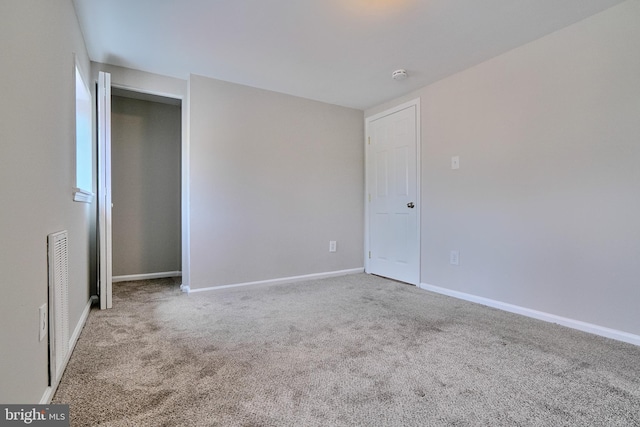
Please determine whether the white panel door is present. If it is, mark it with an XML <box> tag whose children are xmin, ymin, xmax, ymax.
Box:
<box><xmin>367</xmin><ymin>102</ymin><xmax>419</xmax><ymax>285</ymax></box>
<box><xmin>98</xmin><ymin>71</ymin><xmax>112</xmax><ymax>309</ymax></box>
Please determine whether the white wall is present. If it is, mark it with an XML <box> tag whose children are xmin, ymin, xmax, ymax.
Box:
<box><xmin>189</xmin><ymin>75</ymin><xmax>364</xmax><ymax>289</ymax></box>
<box><xmin>89</xmin><ymin>67</ymin><xmax>364</xmax><ymax>290</ymax></box>
<box><xmin>0</xmin><ymin>0</ymin><xmax>92</xmax><ymax>403</ymax></box>
<box><xmin>91</xmin><ymin>63</ymin><xmax>187</xmax><ymax>101</ymax></box>
<box><xmin>111</xmin><ymin>95</ymin><xmax>182</xmax><ymax>277</ymax></box>
<box><xmin>366</xmin><ymin>1</ymin><xmax>640</xmax><ymax>336</ymax></box>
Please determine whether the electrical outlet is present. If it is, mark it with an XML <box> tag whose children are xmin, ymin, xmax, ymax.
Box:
<box><xmin>450</xmin><ymin>250</ymin><xmax>459</xmax><ymax>266</ymax></box>
<box><xmin>451</xmin><ymin>156</ymin><xmax>460</xmax><ymax>170</ymax></box>
<box><xmin>329</xmin><ymin>241</ymin><xmax>337</xmax><ymax>252</ymax></box>
<box><xmin>39</xmin><ymin>303</ymin><xmax>47</xmax><ymax>341</ymax></box>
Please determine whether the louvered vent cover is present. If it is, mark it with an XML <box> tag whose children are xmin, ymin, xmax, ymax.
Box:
<box><xmin>48</xmin><ymin>230</ymin><xmax>69</xmax><ymax>384</ymax></box>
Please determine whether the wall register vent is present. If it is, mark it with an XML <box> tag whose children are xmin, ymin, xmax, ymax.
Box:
<box><xmin>48</xmin><ymin>230</ymin><xmax>69</xmax><ymax>385</ymax></box>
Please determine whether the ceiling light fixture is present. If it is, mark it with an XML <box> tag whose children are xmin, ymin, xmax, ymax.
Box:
<box><xmin>392</xmin><ymin>69</ymin><xmax>408</xmax><ymax>80</ymax></box>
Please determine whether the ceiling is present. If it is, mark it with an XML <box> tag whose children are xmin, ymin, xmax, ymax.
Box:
<box><xmin>73</xmin><ymin>0</ymin><xmax>624</xmax><ymax>110</ymax></box>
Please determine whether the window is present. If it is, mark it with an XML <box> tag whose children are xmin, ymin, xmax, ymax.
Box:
<box><xmin>74</xmin><ymin>64</ymin><xmax>94</xmax><ymax>202</ymax></box>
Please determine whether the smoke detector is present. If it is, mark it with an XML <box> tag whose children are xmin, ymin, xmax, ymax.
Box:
<box><xmin>392</xmin><ymin>69</ymin><xmax>408</xmax><ymax>80</ymax></box>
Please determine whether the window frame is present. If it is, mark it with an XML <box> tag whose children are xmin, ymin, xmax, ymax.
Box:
<box><xmin>73</xmin><ymin>59</ymin><xmax>94</xmax><ymax>203</ymax></box>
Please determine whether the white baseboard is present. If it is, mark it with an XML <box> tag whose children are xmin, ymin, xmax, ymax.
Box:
<box><xmin>419</xmin><ymin>283</ymin><xmax>640</xmax><ymax>347</ymax></box>
<box><xmin>112</xmin><ymin>271</ymin><xmax>182</xmax><ymax>283</ymax></box>
<box><xmin>40</xmin><ymin>295</ymin><xmax>97</xmax><ymax>404</ymax></box>
<box><xmin>39</xmin><ymin>386</ymin><xmax>54</xmax><ymax>405</ymax></box>
<box><xmin>187</xmin><ymin>268</ymin><xmax>364</xmax><ymax>294</ymax></box>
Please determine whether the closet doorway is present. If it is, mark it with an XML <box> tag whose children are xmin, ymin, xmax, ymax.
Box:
<box><xmin>109</xmin><ymin>87</ymin><xmax>182</xmax><ymax>284</ymax></box>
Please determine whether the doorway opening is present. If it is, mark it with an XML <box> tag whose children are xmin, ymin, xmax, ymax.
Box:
<box><xmin>110</xmin><ymin>87</ymin><xmax>182</xmax><ymax>283</ymax></box>
<box><xmin>97</xmin><ymin>72</ymin><xmax>186</xmax><ymax>309</ymax></box>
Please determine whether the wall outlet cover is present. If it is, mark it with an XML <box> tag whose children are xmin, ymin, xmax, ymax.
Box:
<box><xmin>450</xmin><ymin>250</ymin><xmax>460</xmax><ymax>265</ymax></box>
<box><xmin>329</xmin><ymin>241</ymin><xmax>337</xmax><ymax>252</ymax></box>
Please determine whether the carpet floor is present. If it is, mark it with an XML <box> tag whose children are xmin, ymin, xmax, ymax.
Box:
<box><xmin>53</xmin><ymin>274</ymin><xmax>640</xmax><ymax>426</ymax></box>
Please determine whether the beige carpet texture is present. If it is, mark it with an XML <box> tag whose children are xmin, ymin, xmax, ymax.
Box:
<box><xmin>53</xmin><ymin>274</ymin><xmax>640</xmax><ymax>426</ymax></box>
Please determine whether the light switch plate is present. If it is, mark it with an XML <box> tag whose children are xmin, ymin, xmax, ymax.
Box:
<box><xmin>451</xmin><ymin>156</ymin><xmax>460</xmax><ymax>170</ymax></box>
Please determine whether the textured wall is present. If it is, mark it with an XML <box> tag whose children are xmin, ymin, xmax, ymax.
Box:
<box><xmin>366</xmin><ymin>1</ymin><xmax>640</xmax><ymax>336</ymax></box>
<box><xmin>0</xmin><ymin>0</ymin><xmax>92</xmax><ymax>403</ymax></box>
<box><xmin>189</xmin><ymin>75</ymin><xmax>364</xmax><ymax>288</ymax></box>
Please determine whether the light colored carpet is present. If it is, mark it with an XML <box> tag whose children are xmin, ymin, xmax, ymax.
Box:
<box><xmin>53</xmin><ymin>274</ymin><xmax>640</xmax><ymax>426</ymax></box>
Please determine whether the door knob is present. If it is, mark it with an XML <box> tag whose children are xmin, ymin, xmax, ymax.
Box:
<box><xmin>407</xmin><ymin>202</ymin><xmax>415</xmax><ymax>208</ymax></box>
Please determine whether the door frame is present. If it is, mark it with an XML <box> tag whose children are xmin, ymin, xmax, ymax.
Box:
<box><xmin>97</xmin><ymin>71</ymin><xmax>190</xmax><ymax>308</ymax></box>
<box><xmin>97</xmin><ymin>71</ymin><xmax>112</xmax><ymax>309</ymax></box>
<box><xmin>364</xmin><ymin>98</ymin><xmax>421</xmax><ymax>284</ymax></box>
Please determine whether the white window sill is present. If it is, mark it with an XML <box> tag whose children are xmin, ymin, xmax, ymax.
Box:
<box><xmin>73</xmin><ymin>188</ymin><xmax>94</xmax><ymax>203</ymax></box>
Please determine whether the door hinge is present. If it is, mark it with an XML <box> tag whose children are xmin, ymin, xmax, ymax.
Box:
<box><xmin>368</xmin><ymin>137</ymin><xmax>371</xmax><ymax>145</ymax></box>
<box><xmin>368</xmin><ymin>251</ymin><xmax>371</xmax><ymax>259</ymax></box>
<box><xmin>368</xmin><ymin>194</ymin><xmax>371</xmax><ymax>202</ymax></box>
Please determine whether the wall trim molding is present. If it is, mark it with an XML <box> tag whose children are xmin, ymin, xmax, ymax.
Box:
<box><xmin>187</xmin><ymin>268</ymin><xmax>364</xmax><ymax>294</ymax></box>
<box><xmin>419</xmin><ymin>283</ymin><xmax>640</xmax><ymax>347</ymax></box>
<box><xmin>112</xmin><ymin>271</ymin><xmax>182</xmax><ymax>283</ymax></box>
<box><xmin>40</xmin><ymin>296</ymin><xmax>97</xmax><ymax>404</ymax></box>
